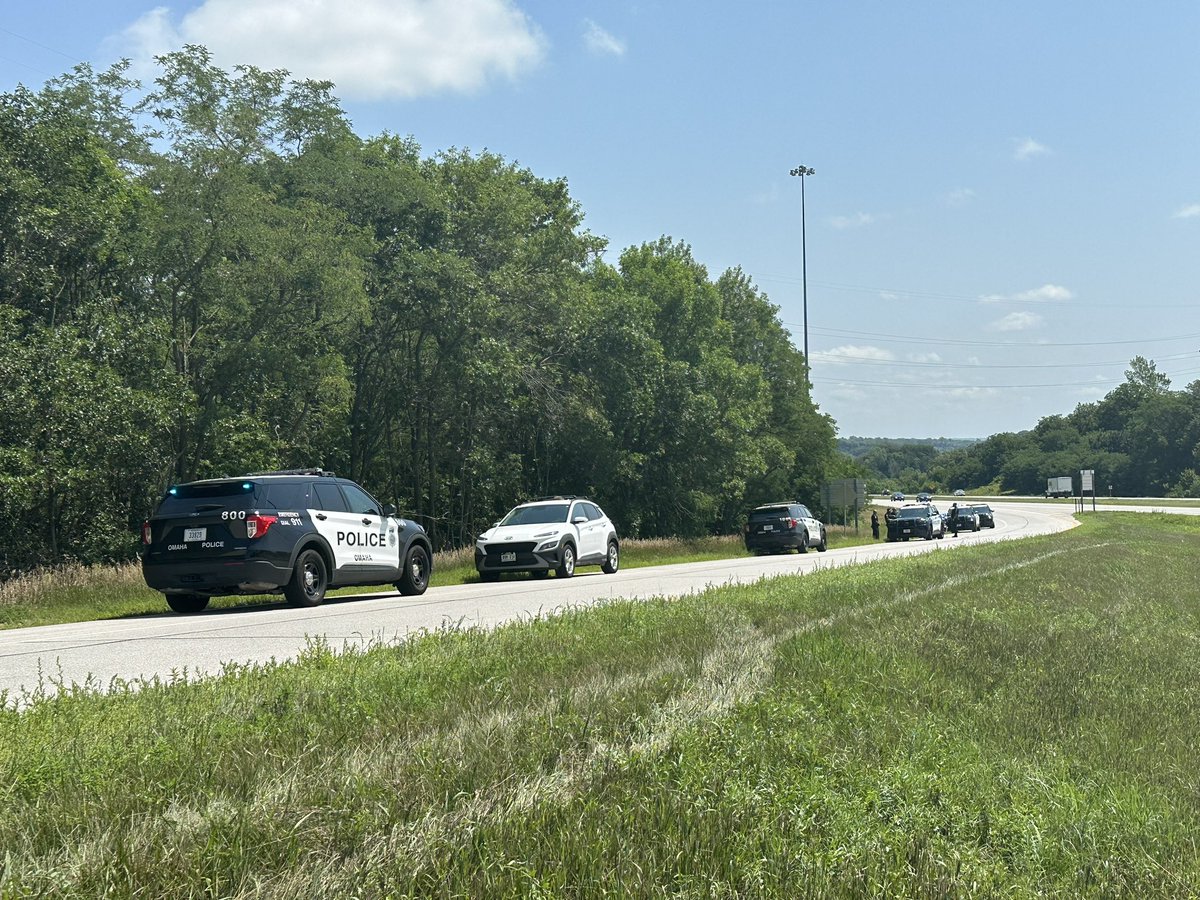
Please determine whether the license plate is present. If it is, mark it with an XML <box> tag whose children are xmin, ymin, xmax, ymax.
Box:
<box><xmin>184</xmin><ymin>527</ymin><xmax>207</xmax><ymax>542</ymax></box>
<box><xmin>902</xmin><ymin>528</ymin><xmax>912</xmax><ymax>534</ymax></box>
<box><xmin>762</xmin><ymin>524</ymin><xmax>774</xmax><ymax>531</ymax></box>
<box><xmin>500</xmin><ymin>551</ymin><xmax>516</xmax><ymax>563</ymax></box>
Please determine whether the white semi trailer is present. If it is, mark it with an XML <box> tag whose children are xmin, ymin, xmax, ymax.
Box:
<box><xmin>1045</xmin><ymin>476</ymin><xmax>1073</xmax><ymax>498</ymax></box>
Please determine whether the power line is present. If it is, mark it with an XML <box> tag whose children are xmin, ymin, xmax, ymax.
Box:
<box><xmin>814</xmin><ymin>365</ymin><xmax>1200</xmax><ymax>391</ymax></box>
<box><xmin>809</xmin><ymin>350</ymin><xmax>1199</xmax><ymax>370</ymax></box>
<box><xmin>796</xmin><ymin>324</ymin><xmax>1200</xmax><ymax>349</ymax></box>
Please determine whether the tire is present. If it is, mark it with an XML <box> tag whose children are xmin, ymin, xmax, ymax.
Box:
<box><xmin>166</xmin><ymin>593</ymin><xmax>208</xmax><ymax>614</ymax></box>
<box><xmin>602</xmin><ymin>540</ymin><xmax>620</xmax><ymax>574</ymax></box>
<box><xmin>285</xmin><ymin>548</ymin><xmax>328</xmax><ymax>607</ymax></box>
<box><xmin>817</xmin><ymin>530</ymin><xmax>828</xmax><ymax>552</ymax></box>
<box><xmin>397</xmin><ymin>544</ymin><xmax>430</xmax><ymax>596</ymax></box>
<box><xmin>797</xmin><ymin>530</ymin><xmax>808</xmax><ymax>553</ymax></box>
<box><xmin>556</xmin><ymin>543</ymin><xmax>576</xmax><ymax>578</ymax></box>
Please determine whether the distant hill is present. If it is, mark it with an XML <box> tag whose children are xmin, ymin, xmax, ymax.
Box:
<box><xmin>838</xmin><ymin>436</ymin><xmax>979</xmax><ymax>458</ymax></box>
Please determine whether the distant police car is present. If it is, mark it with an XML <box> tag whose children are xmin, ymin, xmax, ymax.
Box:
<box><xmin>141</xmin><ymin>469</ymin><xmax>432</xmax><ymax>613</ymax></box>
<box><xmin>475</xmin><ymin>497</ymin><xmax>619</xmax><ymax>581</ymax></box>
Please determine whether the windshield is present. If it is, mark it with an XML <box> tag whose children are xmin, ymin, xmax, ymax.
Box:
<box><xmin>896</xmin><ymin>507</ymin><xmax>931</xmax><ymax>520</ymax></box>
<box><xmin>500</xmin><ymin>503</ymin><xmax>570</xmax><ymax>526</ymax></box>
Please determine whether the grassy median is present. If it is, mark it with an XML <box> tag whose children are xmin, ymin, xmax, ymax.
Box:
<box><xmin>2</xmin><ymin>513</ymin><xmax>1199</xmax><ymax>896</ymax></box>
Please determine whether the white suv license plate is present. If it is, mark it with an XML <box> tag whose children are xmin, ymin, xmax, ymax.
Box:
<box><xmin>500</xmin><ymin>551</ymin><xmax>517</xmax><ymax>563</ymax></box>
<box><xmin>184</xmin><ymin>527</ymin><xmax>207</xmax><ymax>542</ymax></box>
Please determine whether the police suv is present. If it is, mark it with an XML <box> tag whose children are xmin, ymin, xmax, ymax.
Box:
<box><xmin>141</xmin><ymin>469</ymin><xmax>432</xmax><ymax>613</ymax></box>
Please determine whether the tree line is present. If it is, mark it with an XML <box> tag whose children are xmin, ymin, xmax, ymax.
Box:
<box><xmin>0</xmin><ymin>48</ymin><xmax>846</xmax><ymax>575</ymax></box>
<box><xmin>847</xmin><ymin>358</ymin><xmax>1200</xmax><ymax>498</ymax></box>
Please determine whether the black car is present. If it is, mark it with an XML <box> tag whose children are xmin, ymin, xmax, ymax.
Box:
<box><xmin>949</xmin><ymin>506</ymin><xmax>980</xmax><ymax>532</ymax></box>
<box><xmin>886</xmin><ymin>503</ymin><xmax>944</xmax><ymax>541</ymax></box>
<box><xmin>970</xmin><ymin>504</ymin><xmax>996</xmax><ymax>528</ymax></box>
<box><xmin>141</xmin><ymin>469</ymin><xmax>433</xmax><ymax>613</ymax></box>
<box><xmin>745</xmin><ymin>502</ymin><xmax>827</xmax><ymax>554</ymax></box>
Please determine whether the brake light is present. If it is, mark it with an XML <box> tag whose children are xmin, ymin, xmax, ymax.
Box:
<box><xmin>142</xmin><ymin>520</ymin><xmax>152</xmax><ymax>545</ymax></box>
<box><xmin>245</xmin><ymin>514</ymin><xmax>277</xmax><ymax>539</ymax></box>
<box><xmin>788</xmin><ymin>517</ymin><xmax>798</xmax><ymax>528</ymax></box>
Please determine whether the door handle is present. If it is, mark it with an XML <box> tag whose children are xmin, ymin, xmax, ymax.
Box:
<box><xmin>362</xmin><ymin>517</ymin><xmax>372</xmax><ymax>526</ymax></box>
<box><xmin>316</xmin><ymin>513</ymin><xmax>327</xmax><ymax>521</ymax></box>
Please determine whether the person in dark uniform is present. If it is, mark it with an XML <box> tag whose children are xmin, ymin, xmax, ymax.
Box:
<box><xmin>948</xmin><ymin>502</ymin><xmax>959</xmax><ymax>537</ymax></box>
<box><xmin>870</xmin><ymin>509</ymin><xmax>880</xmax><ymax>540</ymax></box>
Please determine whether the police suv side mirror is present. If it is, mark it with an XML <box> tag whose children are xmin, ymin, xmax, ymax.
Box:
<box><xmin>383</xmin><ymin>503</ymin><xmax>397</xmax><ymax>517</ymax></box>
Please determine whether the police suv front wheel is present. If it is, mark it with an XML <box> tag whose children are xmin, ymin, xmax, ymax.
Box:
<box><xmin>285</xmin><ymin>548</ymin><xmax>328</xmax><ymax>607</ymax></box>
<box><xmin>398</xmin><ymin>545</ymin><xmax>430</xmax><ymax>596</ymax></box>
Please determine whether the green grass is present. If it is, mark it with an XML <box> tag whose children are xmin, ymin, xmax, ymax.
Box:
<box><xmin>2</xmin><ymin>512</ymin><xmax>1200</xmax><ymax>896</ymax></box>
<box><xmin>0</xmin><ymin>529</ymin><xmax>876</xmax><ymax>631</ymax></box>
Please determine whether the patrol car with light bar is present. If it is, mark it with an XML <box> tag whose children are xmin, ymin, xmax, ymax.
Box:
<box><xmin>141</xmin><ymin>469</ymin><xmax>432</xmax><ymax>613</ymax></box>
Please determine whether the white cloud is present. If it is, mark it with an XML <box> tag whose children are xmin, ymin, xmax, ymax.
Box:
<box><xmin>908</xmin><ymin>352</ymin><xmax>942</xmax><ymax>364</ymax></box>
<box><xmin>113</xmin><ymin>0</ymin><xmax>546</xmax><ymax>100</ymax></box>
<box><xmin>829</xmin><ymin>212</ymin><xmax>876</xmax><ymax>229</ymax></box>
<box><xmin>1013</xmin><ymin>137</ymin><xmax>1050</xmax><ymax>161</ymax></box>
<box><xmin>815</xmin><ymin>345</ymin><xmax>895</xmax><ymax>365</ymax></box>
<box><xmin>980</xmin><ymin>283</ymin><xmax>1073</xmax><ymax>303</ymax></box>
<box><xmin>583</xmin><ymin>19</ymin><xmax>625</xmax><ymax>56</ymax></box>
<box><xmin>1173</xmin><ymin>203</ymin><xmax>1200</xmax><ymax>219</ymax></box>
<box><xmin>946</xmin><ymin>387</ymin><xmax>998</xmax><ymax>399</ymax></box>
<box><xmin>945</xmin><ymin>187</ymin><xmax>975</xmax><ymax>206</ymax></box>
<box><xmin>990</xmin><ymin>311</ymin><xmax>1043</xmax><ymax>332</ymax></box>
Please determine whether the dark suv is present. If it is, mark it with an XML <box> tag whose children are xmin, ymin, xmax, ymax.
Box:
<box><xmin>141</xmin><ymin>469</ymin><xmax>432</xmax><ymax>613</ymax></box>
<box><xmin>744</xmin><ymin>502</ymin><xmax>827</xmax><ymax>554</ymax></box>
<box><xmin>886</xmin><ymin>503</ymin><xmax>944</xmax><ymax>541</ymax></box>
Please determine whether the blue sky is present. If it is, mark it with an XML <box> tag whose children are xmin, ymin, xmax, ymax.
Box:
<box><xmin>4</xmin><ymin>1</ymin><xmax>1199</xmax><ymax>439</ymax></box>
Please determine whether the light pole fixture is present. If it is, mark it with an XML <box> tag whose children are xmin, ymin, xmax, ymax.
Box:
<box><xmin>789</xmin><ymin>164</ymin><xmax>815</xmax><ymax>384</ymax></box>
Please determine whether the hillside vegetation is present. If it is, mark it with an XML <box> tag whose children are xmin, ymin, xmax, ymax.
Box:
<box><xmin>841</xmin><ymin>358</ymin><xmax>1200</xmax><ymax>498</ymax></box>
<box><xmin>3</xmin><ymin>513</ymin><xmax>1199</xmax><ymax>896</ymax></box>
<box><xmin>0</xmin><ymin>49</ymin><xmax>848</xmax><ymax>576</ymax></box>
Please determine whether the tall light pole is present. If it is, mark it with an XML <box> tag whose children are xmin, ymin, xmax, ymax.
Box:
<box><xmin>789</xmin><ymin>165</ymin><xmax>815</xmax><ymax>384</ymax></box>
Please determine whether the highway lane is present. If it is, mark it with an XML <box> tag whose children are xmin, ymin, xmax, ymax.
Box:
<box><xmin>0</xmin><ymin>499</ymin><xmax>1086</xmax><ymax>705</ymax></box>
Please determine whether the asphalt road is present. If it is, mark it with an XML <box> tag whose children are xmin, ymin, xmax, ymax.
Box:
<box><xmin>0</xmin><ymin>498</ymin><xmax>1135</xmax><ymax>705</ymax></box>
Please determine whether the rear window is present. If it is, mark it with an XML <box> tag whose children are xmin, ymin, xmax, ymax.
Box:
<box><xmin>155</xmin><ymin>480</ymin><xmax>261</xmax><ymax>516</ymax></box>
<box><xmin>749</xmin><ymin>507</ymin><xmax>791</xmax><ymax>522</ymax></box>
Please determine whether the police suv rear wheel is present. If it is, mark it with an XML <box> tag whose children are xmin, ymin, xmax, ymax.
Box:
<box><xmin>166</xmin><ymin>593</ymin><xmax>209</xmax><ymax>614</ymax></box>
<box><xmin>398</xmin><ymin>545</ymin><xmax>430</xmax><ymax>596</ymax></box>
<box><xmin>285</xmin><ymin>548</ymin><xmax>328</xmax><ymax>607</ymax></box>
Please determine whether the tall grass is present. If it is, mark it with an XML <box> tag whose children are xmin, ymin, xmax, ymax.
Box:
<box><xmin>2</xmin><ymin>513</ymin><xmax>1199</xmax><ymax>895</ymax></box>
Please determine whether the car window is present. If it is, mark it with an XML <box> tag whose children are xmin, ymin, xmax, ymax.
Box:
<box><xmin>263</xmin><ymin>482</ymin><xmax>309</xmax><ymax>509</ymax></box>
<box><xmin>155</xmin><ymin>480</ymin><xmax>261</xmax><ymax>515</ymax></box>
<box><xmin>581</xmin><ymin>502</ymin><xmax>601</xmax><ymax>520</ymax></box>
<box><xmin>794</xmin><ymin>505</ymin><xmax>812</xmax><ymax>519</ymax></box>
<box><xmin>312</xmin><ymin>482</ymin><xmax>349</xmax><ymax>512</ymax></box>
<box><xmin>749</xmin><ymin>506</ymin><xmax>790</xmax><ymax>522</ymax></box>
<box><xmin>341</xmin><ymin>483</ymin><xmax>381</xmax><ymax>516</ymax></box>
<box><xmin>501</xmin><ymin>504</ymin><xmax>570</xmax><ymax>525</ymax></box>
<box><xmin>896</xmin><ymin>506</ymin><xmax>930</xmax><ymax>520</ymax></box>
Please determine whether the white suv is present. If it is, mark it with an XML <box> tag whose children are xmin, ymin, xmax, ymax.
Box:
<box><xmin>475</xmin><ymin>496</ymin><xmax>619</xmax><ymax>581</ymax></box>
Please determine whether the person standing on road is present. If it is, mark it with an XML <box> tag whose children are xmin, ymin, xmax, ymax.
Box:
<box><xmin>948</xmin><ymin>502</ymin><xmax>959</xmax><ymax>537</ymax></box>
<box><xmin>870</xmin><ymin>509</ymin><xmax>880</xmax><ymax>540</ymax></box>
